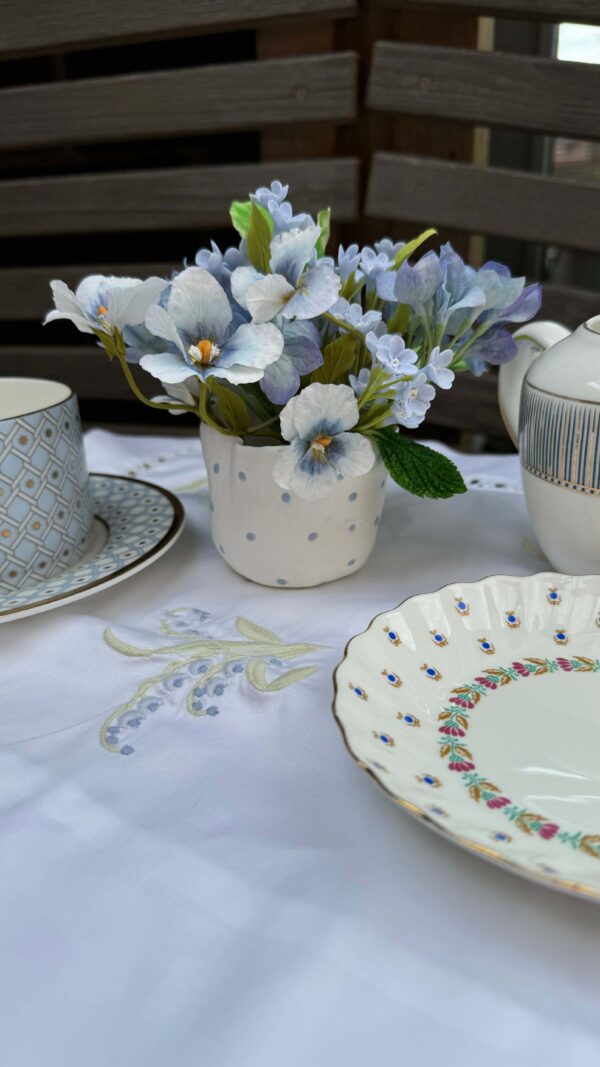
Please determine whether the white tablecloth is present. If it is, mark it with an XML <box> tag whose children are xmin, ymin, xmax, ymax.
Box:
<box><xmin>1</xmin><ymin>431</ymin><xmax>598</xmax><ymax>1067</ymax></box>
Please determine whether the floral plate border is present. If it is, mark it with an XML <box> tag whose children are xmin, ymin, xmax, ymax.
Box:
<box><xmin>332</xmin><ymin>573</ymin><xmax>600</xmax><ymax>903</ymax></box>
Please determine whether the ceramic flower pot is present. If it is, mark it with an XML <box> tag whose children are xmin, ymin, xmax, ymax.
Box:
<box><xmin>202</xmin><ymin>424</ymin><xmax>387</xmax><ymax>587</ymax></box>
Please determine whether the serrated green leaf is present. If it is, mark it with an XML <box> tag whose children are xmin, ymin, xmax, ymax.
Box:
<box><xmin>370</xmin><ymin>428</ymin><xmax>467</xmax><ymax>499</ymax></box>
<box><xmin>206</xmin><ymin>379</ymin><xmax>250</xmax><ymax>434</ymax></box>
<box><xmin>246</xmin><ymin>202</ymin><xmax>272</xmax><ymax>273</ymax></box>
<box><xmin>235</xmin><ymin>618</ymin><xmax>282</xmax><ymax>643</ymax></box>
<box><xmin>310</xmin><ymin>332</ymin><xmax>356</xmax><ymax>385</ymax></box>
<box><xmin>315</xmin><ymin>207</ymin><xmax>331</xmax><ymax>258</ymax></box>
<box><xmin>392</xmin><ymin>228</ymin><xmax>437</xmax><ymax>270</ymax></box>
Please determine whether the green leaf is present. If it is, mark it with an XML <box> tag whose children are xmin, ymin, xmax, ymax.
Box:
<box><xmin>392</xmin><ymin>228</ymin><xmax>437</xmax><ymax>270</ymax></box>
<box><xmin>246</xmin><ymin>202</ymin><xmax>273</xmax><ymax>273</ymax></box>
<box><xmin>230</xmin><ymin>200</ymin><xmax>274</xmax><ymax>240</ymax></box>
<box><xmin>315</xmin><ymin>207</ymin><xmax>331</xmax><ymax>258</ymax></box>
<box><xmin>310</xmin><ymin>332</ymin><xmax>357</xmax><ymax>385</ymax></box>
<box><xmin>235</xmin><ymin>618</ymin><xmax>282</xmax><ymax>643</ymax></box>
<box><xmin>207</xmin><ymin>379</ymin><xmax>250</xmax><ymax>434</ymax></box>
<box><xmin>370</xmin><ymin>428</ymin><xmax>467</xmax><ymax>499</ymax></box>
<box><xmin>246</xmin><ymin>661</ymin><xmax>319</xmax><ymax>692</ymax></box>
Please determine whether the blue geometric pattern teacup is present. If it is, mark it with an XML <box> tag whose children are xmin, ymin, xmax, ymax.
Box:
<box><xmin>0</xmin><ymin>378</ymin><xmax>95</xmax><ymax>592</ymax></box>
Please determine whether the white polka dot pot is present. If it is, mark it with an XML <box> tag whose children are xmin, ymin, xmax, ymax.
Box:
<box><xmin>201</xmin><ymin>424</ymin><xmax>387</xmax><ymax>588</ymax></box>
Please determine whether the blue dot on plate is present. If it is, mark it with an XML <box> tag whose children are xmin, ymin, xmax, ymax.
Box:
<box><xmin>308</xmin><ymin>532</ymin><xmax>318</xmax><ymax>541</ymax></box>
<box><xmin>276</xmin><ymin>578</ymin><xmax>288</xmax><ymax>586</ymax></box>
<box><xmin>238</xmin><ymin>471</ymin><xmax>246</xmax><ymax>481</ymax></box>
<box><xmin>281</xmin><ymin>493</ymin><xmax>291</xmax><ymax>503</ymax></box>
<box><xmin>435</xmin><ymin>635</ymin><xmax>443</xmax><ymax>643</ymax></box>
<box><xmin>213</xmin><ymin>463</ymin><xmax>220</xmax><ymax>474</ymax></box>
<box><xmin>427</xmin><ymin>668</ymin><xmax>436</xmax><ymax>676</ymax></box>
<box><xmin>424</xmin><ymin>776</ymin><xmax>434</xmax><ymax>784</ymax></box>
<box><xmin>405</xmin><ymin>716</ymin><xmax>414</xmax><ymax>724</ymax></box>
<box><xmin>246</xmin><ymin>532</ymin><xmax>256</xmax><ymax>541</ymax></box>
<box><xmin>348</xmin><ymin>492</ymin><xmax>358</xmax><ymax>502</ymax></box>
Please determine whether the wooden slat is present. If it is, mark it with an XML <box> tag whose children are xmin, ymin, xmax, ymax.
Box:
<box><xmin>0</xmin><ymin>0</ymin><xmax>357</xmax><ymax>58</ymax></box>
<box><xmin>368</xmin><ymin>42</ymin><xmax>600</xmax><ymax>141</ymax></box>
<box><xmin>366</xmin><ymin>153</ymin><xmax>600</xmax><ymax>253</ymax></box>
<box><xmin>0</xmin><ymin>53</ymin><xmax>358</xmax><ymax>151</ymax></box>
<box><xmin>373</xmin><ymin>0</ymin><xmax>600</xmax><ymax>23</ymax></box>
<box><xmin>541</xmin><ymin>284</ymin><xmax>600</xmax><ymax>329</ymax></box>
<box><xmin>0</xmin><ymin>264</ymin><xmax>177</xmax><ymax>320</ymax></box>
<box><xmin>424</xmin><ymin>370</ymin><xmax>506</xmax><ymax>437</ymax></box>
<box><xmin>0</xmin><ymin>347</ymin><xmax>142</xmax><ymax>400</ymax></box>
<box><xmin>0</xmin><ymin>158</ymin><xmax>359</xmax><ymax>238</ymax></box>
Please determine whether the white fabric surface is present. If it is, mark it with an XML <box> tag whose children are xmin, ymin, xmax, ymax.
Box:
<box><xmin>0</xmin><ymin>431</ymin><xmax>597</xmax><ymax>1067</ymax></box>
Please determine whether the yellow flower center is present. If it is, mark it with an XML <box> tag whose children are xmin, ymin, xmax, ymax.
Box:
<box><xmin>189</xmin><ymin>339</ymin><xmax>218</xmax><ymax>365</ymax></box>
<box><xmin>313</xmin><ymin>435</ymin><xmax>332</xmax><ymax>448</ymax></box>
<box><xmin>97</xmin><ymin>304</ymin><xmax>108</xmax><ymax>316</ymax></box>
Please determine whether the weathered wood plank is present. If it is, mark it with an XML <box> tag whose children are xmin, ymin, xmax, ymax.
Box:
<box><xmin>0</xmin><ymin>158</ymin><xmax>359</xmax><ymax>237</ymax></box>
<box><xmin>366</xmin><ymin>153</ymin><xmax>600</xmax><ymax>253</ymax></box>
<box><xmin>425</xmin><ymin>369</ymin><xmax>507</xmax><ymax>438</ymax></box>
<box><xmin>0</xmin><ymin>53</ymin><xmax>358</xmax><ymax>151</ymax></box>
<box><xmin>541</xmin><ymin>284</ymin><xmax>600</xmax><ymax>330</ymax></box>
<box><xmin>0</xmin><ymin>0</ymin><xmax>358</xmax><ymax>57</ymax></box>
<box><xmin>373</xmin><ymin>0</ymin><xmax>600</xmax><ymax>23</ymax></box>
<box><xmin>368</xmin><ymin>42</ymin><xmax>600</xmax><ymax>141</ymax></box>
<box><xmin>0</xmin><ymin>264</ymin><xmax>177</xmax><ymax>320</ymax></box>
<box><xmin>0</xmin><ymin>346</ymin><xmax>141</xmax><ymax>400</ymax></box>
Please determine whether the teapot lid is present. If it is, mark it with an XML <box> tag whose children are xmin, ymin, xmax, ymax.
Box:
<box><xmin>527</xmin><ymin>316</ymin><xmax>600</xmax><ymax>403</ymax></box>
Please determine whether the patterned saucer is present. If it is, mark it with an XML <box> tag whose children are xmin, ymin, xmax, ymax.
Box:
<box><xmin>333</xmin><ymin>573</ymin><xmax>600</xmax><ymax>902</ymax></box>
<box><xmin>0</xmin><ymin>474</ymin><xmax>184</xmax><ymax>623</ymax></box>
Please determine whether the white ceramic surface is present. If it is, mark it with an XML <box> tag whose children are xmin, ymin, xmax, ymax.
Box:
<box><xmin>498</xmin><ymin>318</ymin><xmax>600</xmax><ymax>574</ymax></box>
<box><xmin>202</xmin><ymin>424</ymin><xmax>387</xmax><ymax>588</ymax></box>
<box><xmin>0</xmin><ymin>473</ymin><xmax>184</xmax><ymax>622</ymax></box>
<box><xmin>333</xmin><ymin>572</ymin><xmax>600</xmax><ymax>902</ymax></box>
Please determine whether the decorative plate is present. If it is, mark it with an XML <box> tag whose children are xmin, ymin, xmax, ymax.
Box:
<box><xmin>0</xmin><ymin>474</ymin><xmax>184</xmax><ymax>623</ymax></box>
<box><xmin>333</xmin><ymin>573</ymin><xmax>600</xmax><ymax>902</ymax></box>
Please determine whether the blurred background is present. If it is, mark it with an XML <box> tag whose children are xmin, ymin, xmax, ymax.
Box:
<box><xmin>0</xmin><ymin>0</ymin><xmax>598</xmax><ymax>449</ymax></box>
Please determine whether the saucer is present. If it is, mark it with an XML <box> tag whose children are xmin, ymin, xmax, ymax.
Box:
<box><xmin>0</xmin><ymin>474</ymin><xmax>184</xmax><ymax>622</ymax></box>
<box><xmin>333</xmin><ymin>573</ymin><xmax>600</xmax><ymax>902</ymax></box>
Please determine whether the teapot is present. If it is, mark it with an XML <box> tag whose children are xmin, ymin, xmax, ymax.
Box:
<box><xmin>498</xmin><ymin>316</ymin><xmax>600</xmax><ymax>574</ymax></box>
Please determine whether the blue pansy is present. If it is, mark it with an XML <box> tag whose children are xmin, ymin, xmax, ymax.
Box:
<box><xmin>45</xmin><ymin>274</ymin><xmax>167</xmax><ymax>336</ymax></box>
<box><xmin>138</xmin><ymin>266</ymin><xmax>284</xmax><ymax>387</ymax></box>
<box><xmin>273</xmin><ymin>382</ymin><xmax>375</xmax><ymax>500</ymax></box>
<box><xmin>260</xmin><ymin>318</ymin><xmax>323</xmax><ymax>405</ymax></box>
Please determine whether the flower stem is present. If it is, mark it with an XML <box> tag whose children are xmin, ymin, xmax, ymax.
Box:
<box><xmin>322</xmin><ymin>312</ymin><xmax>364</xmax><ymax>340</ymax></box>
<box><xmin>116</xmin><ymin>354</ymin><xmax>196</xmax><ymax>413</ymax></box>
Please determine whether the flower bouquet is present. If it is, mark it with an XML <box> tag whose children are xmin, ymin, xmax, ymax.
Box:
<box><xmin>46</xmin><ymin>179</ymin><xmax>540</xmax><ymax>586</ymax></box>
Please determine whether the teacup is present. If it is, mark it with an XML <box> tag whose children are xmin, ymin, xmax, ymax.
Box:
<box><xmin>0</xmin><ymin>378</ymin><xmax>95</xmax><ymax>592</ymax></box>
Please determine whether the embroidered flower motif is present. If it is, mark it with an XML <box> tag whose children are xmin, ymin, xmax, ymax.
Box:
<box><xmin>101</xmin><ymin>609</ymin><xmax>325</xmax><ymax>755</ymax></box>
<box><xmin>273</xmin><ymin>382</ymin><xmax>375</xmax><ymax>501</ymax></box>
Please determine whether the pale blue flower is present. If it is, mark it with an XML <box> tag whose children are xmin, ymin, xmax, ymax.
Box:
<box><xmin>393</xmin><ymin>373</ymin><xmax>435</xmax><ymax>429</ymax></box>
<box><xmin>424</xmin><ymin>346</ymin><xmax>454</xmax><ymax>389</ymax></box>
<box><xmin>365</xmin><ymin>331</ymin><xmax>418</xmax><ymax>377</ymax></box>
<box><xmin>377</xmin><ymin>250</ymin><xmax>443</xmax><ymax>310</ymax></box>
<box><xmin>273</xmin><ymin>382</ymin><xmax>375</xmax><ymax>500</ymax></box>
<box><xmin>349</xmin><ymin>367</ymin><xmax>371</xmax><ymax>399</ymax></box>
<box><xmin>359</xmin><ymin>245</ymin><xmax>395</xmax><ymax>295</ymax></box>
<box><xmin>45</xmin><ymin>275</ymin><xmax>167</xmax><ymax>336</ymax></box>
<box><xmin>492</xmin><ymin>282</ymin><xmax>542</xmax><ymax>325</ymax></box>
<box><xmin>466</xmin><ymin>326</ymin><xmax>518</xmax><ymax>371</ymax></box>
<box><xmin>330</xmin><ymin>298</ymin><xmax>382</xmax><ymax>334</ymax></box>
<box><xmin>251</xmin><ymin>180</ymin><xmax>289</xmax><ymax>209</ymax></box>
<box><xmin>260</xmin><ymin>319</ymin><xmax>323</xmax><ymax>405</ymax></box>
<box><xmin>269</xmin><ymin>201</ymin><xmax>315</xmax><ymax>233</ymax></box>
<box><xmin>139</xmin><ymin>267</ymin><xmax>283</xmax><ymax>386</ymax></box>
<box><xmin>336</xmin><ymin>243</ymin><xmax>362</xmax><ymax>282</ymax></box>
<box><xmin>435</xmin><ymin>243</ymin><xmax>487</xmax><ymax>334</ymax></box>
<box><xmin>374</xmin><ymin>238</ymin><xmax>404</xmax><ymax>261</ymax></box>
<box><xmin>231</xmin><ymin>226</ymin><xmax>340</xmax><ymax>323</ymax></box>
<box><xmin>194</xmin><ymin>241</ymin><xmax>246</xmax><ymax>294</ymax></box>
